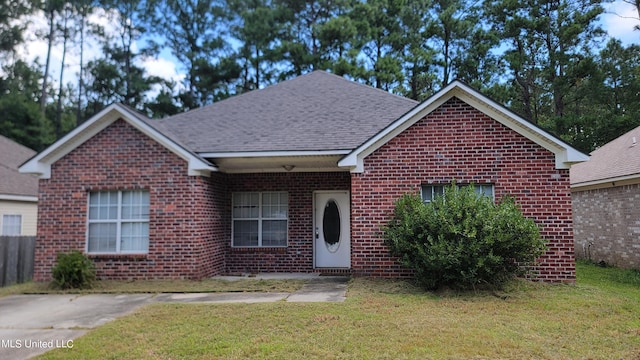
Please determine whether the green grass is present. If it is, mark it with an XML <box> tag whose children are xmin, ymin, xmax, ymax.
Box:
<box><xmin>37</xmin><ymin>262</ymin><xmax>640</xmax><ymax>359</ymax></box>
<box><xmin>0</xmin><ymin>278</ymin><xmax>305</xmax><ymax>297</ymax></box>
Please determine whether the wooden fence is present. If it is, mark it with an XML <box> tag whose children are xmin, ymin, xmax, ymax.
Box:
<box><xmin>0</xmin><ymin>236</ymin><xmax>35</xmax><ymax>287</ymax></box>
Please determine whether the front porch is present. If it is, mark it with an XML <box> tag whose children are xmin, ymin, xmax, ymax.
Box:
<box><xmin>221</xmin><ymin>172</ymin><xmax>351</xmax><ymax>274</ymax></box>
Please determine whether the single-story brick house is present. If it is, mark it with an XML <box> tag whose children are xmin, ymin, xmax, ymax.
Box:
<box><xmin>20</xmin><ymin>71</ymin><xmax>588</xmax><ymax>282</ymax></box>
<box><xmin>571</xmin><ymin>125</ymin><xmax>640</xmax><ymax>269</ymax></box>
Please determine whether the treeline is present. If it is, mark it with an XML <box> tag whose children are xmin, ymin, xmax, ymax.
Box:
<box><xmin>1</xmin><ymin>0</ymin><xmax>639</xmax><ymax>153</ymax></box>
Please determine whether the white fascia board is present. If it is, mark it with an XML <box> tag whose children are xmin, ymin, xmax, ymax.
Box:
<box><xmin>340</xmin><ymin>81</ymin><xmax>589</xmax><ymax>173</ymax></box>
<box><xmin>0</xmin><ymin>194</ymin><xmax>38</xmax><ymax>202</ymax></box>
<box><xmin>19</xmin><ymin>104</ymin><xmax>216</xmax><ymax>179</ymax></box>
<box><xmin>200</xmin><ymin>150</ymin><xmax>351</xmax><ymax>158</ymax></box>
<box><xmin>571</xmin><ymin>173</ymin><xmax>640</xmax><ymax>190</ymax></box>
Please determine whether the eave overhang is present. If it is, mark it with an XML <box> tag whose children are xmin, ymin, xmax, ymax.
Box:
<box><xmin>571</xmin><ymin>173</ymin><xmax>640</xmax><ymax>192</ymax></box>
<box><xmin>200</xmin><ymin>150</ymin><xmax>351</xmax><ymax>173</ymax></box>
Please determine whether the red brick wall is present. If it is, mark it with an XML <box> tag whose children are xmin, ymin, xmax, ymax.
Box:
<box><xmin>225</xmin><ymin>172</ymin><xmax>351</xmax><ymax>273</ymax></box>
<box><xmin>35</xmin><ymin>119</ymin><xmax>226</xmax><ymax>281</ymax></box>
<box><xmin>351</xmin><ymin>97</ymin><xmax>576</xmax><ymax>282</ymax></box>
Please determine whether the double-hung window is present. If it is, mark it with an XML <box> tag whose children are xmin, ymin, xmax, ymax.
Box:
<box><xmin>87</xmin><ymin>190</ymin><xmax>149</xmax><ymax>254</ymax></box>
<box><xmin>232</xmin><ymin>192</ymin><xmax>288</xmax><ymax>247</ymax></box>
<box><xmin>421</xmin><ymin>184</ymin><xmax>494</xmax><ymax>203</ymax></box>
<box><xmin>2</xmin><ymin>215</ymin><xmax>22</xmax><ymax>235</ymax></box>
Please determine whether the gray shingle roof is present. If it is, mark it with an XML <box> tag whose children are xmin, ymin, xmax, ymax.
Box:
<box><xmin>571</xmin><ymin>125</ymin><xmax>640</xmax><ymax>185</ymax></box>
<box><xmin>150</xmin><ymin>71</ymin><xmax>418</xmax><ymax>153</ymax></box>
<box><xmin>0</xmin><ymin>135</ymin><xmax>38</xmax><ymax>197</ymax></box>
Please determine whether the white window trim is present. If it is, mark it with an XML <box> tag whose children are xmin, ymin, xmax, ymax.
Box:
<box><xmin>86</xmin><ymin>190</ymin><xmax>149</xmax><ymax>254</ymax></box>
<box><xmin>1</xmin><ymin>214</ymin><xmax>22</xmax><ymax>236</ymax></box>
<box><xmin>232</xmin><ymin>192</ymin><xmax>288</xmax><ymax>248</ymax></box>
<box><xmin>421</xmin><ymin>184</ymin><xmax>495</xmax><ymax>203</ymax></box>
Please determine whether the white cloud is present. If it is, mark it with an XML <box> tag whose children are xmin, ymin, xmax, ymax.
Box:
<box><xmin>602</xmin><ymin>1</ymin><xmax>640</xmax><ymax>45</ymax></box>
<box><xmin>139</xmin><ymin>56</ymin><xmax>185</xmax><ymax>86</ymax></box>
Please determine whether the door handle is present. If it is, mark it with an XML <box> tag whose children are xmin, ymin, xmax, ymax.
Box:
<box><xmin>315</xmin><ymin>227</ymin><xmax>319</xmax><ymax>239</ymax></box>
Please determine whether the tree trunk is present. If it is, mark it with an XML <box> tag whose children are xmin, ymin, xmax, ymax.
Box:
<box><xmin>76</xmin><ymin>7</ymin><xmax>85</xmax><ymax>124</ymax></box>
<box><xmin>56</xmin><ymin>7</ymin><xmax>70</xmax><ymax>139</ymax></box>
<box><xmin>40</xmin><ymin>8</ymin><xmax>56</xmax><ymax>116</ymax></box>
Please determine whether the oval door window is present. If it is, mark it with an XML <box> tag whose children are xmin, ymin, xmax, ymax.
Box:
<box><xmin>323</xmin><ymin>199</ymin><xmax>341</xmax><ymax>253</ymax></box>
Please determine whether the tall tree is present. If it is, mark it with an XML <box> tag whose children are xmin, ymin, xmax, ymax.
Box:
<box><xmin>54</xmin><ymin>2</ymin><xmax>74</xmax><ymax>139</ymax></box>
<box><xmin>395</xmin><ymin>0</ymin><xmax>439</xmax><ymax>101</ymax></box>
<box><xmin>0</xmin><ymin>60</ymin><xmax>52</xmax><ymax>150</ymax></box>
<box><xmin>83</xmin><ymin>46</ymin><xmax>165</xmax><ymax>115</ymax></box>
<box><xmin>350</xmin><ymin>0</ymin><xmax>404</xmax><ymax>90</ymax></box>
<box><xmin>317</xmin><ymin>9</ymin><xmax>360</xmax><ymax>76</ymax></box>
<box><xmin>276</xmin><ymin>0</ymin><xmax>350</xmax><ymax>78</ymax></box>
<box><xmin>486</xmin><ymin>0</ymin><xmax>607</xmax><ymax>124</ymax></box>
<box><xmin>0</xmin><ymin>0</ymin><xmax>35</xmax><ymax>63</ymax></box>
<box><xmin>73</xmin><ymin>0</ymin><xmax>94</xmax><ymax>124</ymax></box>
<box><xmin>97</xmin><ymin>0</ymin><xmax>155</xmax><ymax>107</ymax></box>
<box><xmin>149</xmin><ymin>0</ymin><xmax>240</xmax><ymax>109</ymax></box>
<box><xmin>39</xmin><ymin>0</ymin><xmax>66</xmax><ymax>116</ymax></box>
<box><xmin>229</xmin><ymin>0</ymin><xmax>282</xmax><ymax>91</ymax></box>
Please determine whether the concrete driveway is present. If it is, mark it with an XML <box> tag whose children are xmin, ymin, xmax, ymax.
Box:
<box><xmin>0</xmin><ymin>276</ymin><xmax>348</xmax><ymax>359</ymax></box>
<box><xmin>0</xmin><ymin>294</ymin><xmax>152</xmax><ymax>359</ymax></box>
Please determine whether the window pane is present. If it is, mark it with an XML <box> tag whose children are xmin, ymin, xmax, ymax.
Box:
<box><xmin>262</xmin><ymin>220</ymin><xmax>287</xmax><ymax>246</ymax></box>
<box><xmin>88</xmin><ymin>223</ymin><xmax>117</xmax><ymax>252</ymax></box>
<box><xmin>233</xmin><ymin>193</ymin><xmax>259</xmax><ymax>218</ymax></box>
<box><xmin>122</xmin><ymin>191</ymin><xmax>149</xmax><ymax>220</ymax></box>
<box><xmin>262</xmin><ymin>192</ymin><xmax>288</xmax><ymax>218</ymax></box>
<box><xmin>89</xmin><ymin>191</ymin><xmax>118</xmax><ymax>220</ymax></box>
<box><xmin>2</xmin><ymin>215</ymin><xmax>21</xmax><ymax>235</ymax></box>
<box><xmin>472</xmin><ymin>185</ymin><xmax>494</xmax><ymax>199</ymax></box>
<box><xmin>422</xmin><ymin>186</ymin><xmax>444</xmax><ymax>202</ymax></box>
<box><xmin>421</xmin><ymin>186</ymin><xmax>433</xmax><ymax>202</ymax></box>
<box><xmin>121</xmin><ymin>222</ymin><xmax>149</xmax><ymax>252</ymax></box>
<box><xmin>233</xmin><ymin>220</ymin><xmax>258</xmax><ymax>246</ymax></box>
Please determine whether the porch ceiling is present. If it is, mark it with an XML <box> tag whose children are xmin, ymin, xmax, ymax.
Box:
<box><xmin>205</xmin><ymin>153</ymin><xmax>350</xmax><ymax>173</ymax></box>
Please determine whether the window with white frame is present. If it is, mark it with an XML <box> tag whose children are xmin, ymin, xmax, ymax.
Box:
<box><xmin>421</xmin><ymin>184</ymin><xmax>494</xmax><ymax>203</ymax></box>
<box><xmin>87</xmin><ymin>190</ymin><xmax>149</xmax><ymax>253</ymax></box>
<box><xmin>2</xmin><ymin>215</ymin><xmax>22</xmax><ymax>235</ymax></box>
<box><xmin>232</xmin><ymin>192</ymin><xmax>288</xmax><ymax>247</ymax></box>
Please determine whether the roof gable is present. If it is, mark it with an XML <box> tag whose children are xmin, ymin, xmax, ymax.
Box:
<box><xmin>339</xmin><ymin>81</ymin><xmax>589</xmax><ymax>172</ymax></box>
<box><xmin>0</xmin><ymin>135</ymin><xmax>38</xmax><ymax>200</ymax></box>
<box><xmin>571</xmin><ymin>125</ymin><xmax>640</xmax><ymax>188</ymax></box>
<box><xmin>19</xmin><ymin>104</ymin><xmax>216</xmax><ymax>179</ymax></box>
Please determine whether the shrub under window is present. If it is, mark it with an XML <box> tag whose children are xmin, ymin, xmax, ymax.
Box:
<box><xmin>383</xmin><ymin>183</ymin><xmax>546</xmax><ymax>290</ymax></box>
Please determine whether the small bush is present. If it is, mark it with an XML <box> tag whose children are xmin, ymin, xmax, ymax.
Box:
<box><xmin>52</xmin><ymin>250</ymin><xmax>96</xmax><ymax>289</ymax></box>
<box><xmin>383</xmin><ymin>183</ymin><xmax>546</xmax><ymax>290</ymax></box>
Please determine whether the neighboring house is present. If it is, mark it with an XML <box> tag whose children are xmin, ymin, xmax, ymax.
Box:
<box><xmin>20</xmin><ymin>71</ymin><xmax>588</xmax><ymax>282</ymax></box>
<box><xmin>571</xmin><ymin>126</ymin><xmax>640</xmax><ymax>269</ymax></box>
<box><xmin>0</xmin><ymin>135</ymin><xmax>38</xmax><ymax>236</ymax></box>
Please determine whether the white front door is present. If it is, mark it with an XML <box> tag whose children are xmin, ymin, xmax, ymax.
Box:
<box><xmin>314</xmin><ymin>191</ymin><xmax>350</xmax><ymax>268</ymax></box>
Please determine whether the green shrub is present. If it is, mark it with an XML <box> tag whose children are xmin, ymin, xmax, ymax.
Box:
<box><xmin>51</xmin><ymin>250</ymin><xmax>96</xmax><ymax>289</ymax></box>
<box><xmin>383</xmin><ymin>183</ymin><xmax>546</xmax><ymax>290</ymax></box>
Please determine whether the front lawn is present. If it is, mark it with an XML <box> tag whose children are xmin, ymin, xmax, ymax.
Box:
<box><xmin>39</xmin><ymin>262</ymin><xmax>640</xmax><ymax>359</ymax></box>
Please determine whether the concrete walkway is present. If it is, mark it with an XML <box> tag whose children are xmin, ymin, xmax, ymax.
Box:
<box><xmin>0</xmin><ymin>276</ymin><xmax>349</xmax><ymax>360</ymax></box>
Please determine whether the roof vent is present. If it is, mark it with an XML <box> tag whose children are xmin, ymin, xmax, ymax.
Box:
<box><xmin>632</xmin><ymin>137</ymin><xmax>637</xmax><ymax>147</ymax></box>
